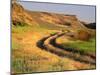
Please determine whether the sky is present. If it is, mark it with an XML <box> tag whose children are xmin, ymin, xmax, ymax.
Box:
<box><xmin>18</xmin><ymin>1</ymin><xmax>96</xmax><ymax>23</ymax></box>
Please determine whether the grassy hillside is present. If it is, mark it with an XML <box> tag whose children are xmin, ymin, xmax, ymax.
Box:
<box><xmin>56</xmin><ymin>35</ymin><xmax>96</xmax><ymax>56</ymax></box>
<box><xmin>12</xmin><ymin>23</ymin><xmax>94</xmax><ymax>73</ymax></box>
<box><xmin>12</xmin><ymin>2</ymin><xmax>96</xmax><ymax>74</ymax></box>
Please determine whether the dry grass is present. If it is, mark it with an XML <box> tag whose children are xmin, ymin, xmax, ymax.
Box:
<box><xmin>12</xmin><ymin>25</ymin><xmax>95</xmax><ymax>73</ymax></box>
<box><xmin>12</xmin><ymin>2</ymin><xmax>96</xmax><ymax>74</ymax></box>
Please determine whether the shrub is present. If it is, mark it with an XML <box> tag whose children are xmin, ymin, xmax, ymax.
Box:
<box><xmin>75</xmin><ymin>30</ymin><xmax>91</xmax><ymax>41</ymax></box>
<box><xmin>64</xmin><ymin>22</ymin><xmax>71</xmax><ymax>26</ymax></box>
<box><xmin>12</xmin><ymin>20</ymin><xmax>27</xmax><ymax>27</ymax></box>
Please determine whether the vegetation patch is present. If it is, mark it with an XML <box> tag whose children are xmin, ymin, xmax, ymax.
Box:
<box><xmin>61</xmin><ymin>37</ymin><xmax>96</xmax><ymax>53</ymax></box>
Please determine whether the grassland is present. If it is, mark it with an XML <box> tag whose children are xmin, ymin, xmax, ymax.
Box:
<box><xmin>56</xmin><ymin>35</ymin><xmax>96</xmax><ymax>55</ymax></box>
<box><xmin>12</xmin><ymin>23</ymin><xmax>94</xmax><ymax>73</ymax></box>
<box><xmin>12</xmin><ymin>2</ymin><xmax>96</xmax><ymax>73</ymax></box>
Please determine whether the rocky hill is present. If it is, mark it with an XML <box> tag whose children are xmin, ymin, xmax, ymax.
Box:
<box><xmin>12</xmin><ymin>2</ymin><xmax>38</xmax><ymax>26</ymax></box>
<box><xmin>12</xmin><ymin>2</ymin><xmax>91</xmax><ymax>31</ymax></box>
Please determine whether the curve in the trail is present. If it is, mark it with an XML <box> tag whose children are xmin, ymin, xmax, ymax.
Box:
<box><xmin>36</xmin><ymin>32</ymin><xmax>96</xmax><ymax>65</ymax></box>
<box><xmin>51</xmin><ymin>33</ymin><xmax>96</xmax><ymax>59</ymax></box>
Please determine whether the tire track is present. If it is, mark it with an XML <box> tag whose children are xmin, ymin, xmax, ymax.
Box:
<box><xmin>37</xmin><ymin>32</ymin><xmax>96</xmax><ymax>65</ymax></box>
<box><xmin>54</xmin><ymin>33</ymin><xmax>95</xmax><ymax>59</ymax></box>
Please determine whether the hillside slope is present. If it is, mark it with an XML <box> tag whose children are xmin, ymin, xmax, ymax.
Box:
<box><xmin>12</xmin><ymin>2</ymin><xmax>95</xmax><ymax>74</ymax></box>
<box><xmin>12</xmin><ymin>2</ymin><xmax>88</xmax><ymax>31</ymax></box>
<box><xmin>12</xmin><ymin>2</ymin><xmax>38</xmax><ymax>26</ymax></box>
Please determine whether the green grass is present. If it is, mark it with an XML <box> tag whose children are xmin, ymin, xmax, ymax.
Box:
<box><xmin>62</xmin><ymin>37</ymin><xmax>96</xmax><ymax>53</ymax></box>
<box><xmin>12</xmin><ymin>24</ymin><xmax>56</xmax><ymax>34</ymax></box>
<box><xmin>12</xmin><ymin>39</ymin><xmax>23</xmax><ymax>50</ymax></box>
<box><xmin>12</xmin><ymin>24</ymin><xmax>38</xmax><ymax>33</ymax></box>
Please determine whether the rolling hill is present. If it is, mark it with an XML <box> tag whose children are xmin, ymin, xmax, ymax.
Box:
<box><xmin>12</xmin><ymin>2</ymin><xmax>90</xmax><ymax>31</ymax></box>
<box><xmin>12</xmin><ymin>1</ymin><xmax>96</xmax><ymax>74</ymax></box>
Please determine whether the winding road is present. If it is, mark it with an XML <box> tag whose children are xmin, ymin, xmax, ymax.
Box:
<box><xmin>37</xmin><ymin>32</ymin><xmax>96</xmax><ymax>65</ymax></box>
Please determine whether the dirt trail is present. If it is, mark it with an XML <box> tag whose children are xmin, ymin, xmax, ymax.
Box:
<box><xmin>37</xmin><ymin>32</ymin><xmax>96</xmax><ymax>65</ymax></box>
